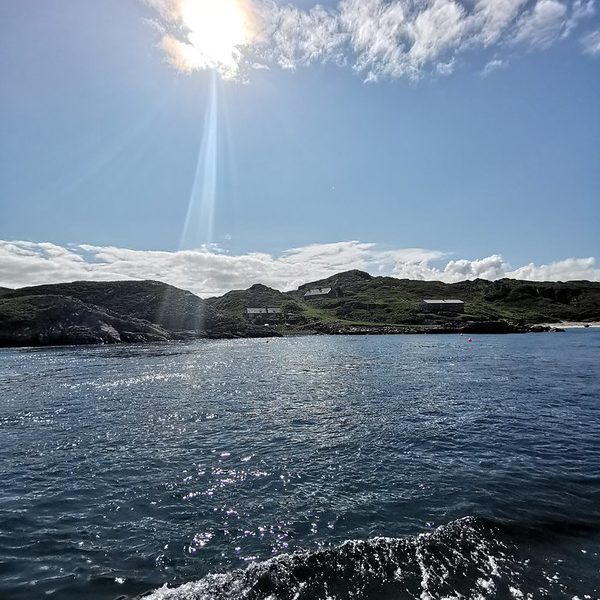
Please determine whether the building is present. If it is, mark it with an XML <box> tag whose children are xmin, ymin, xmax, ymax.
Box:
<box><xmin>304</xmin><ymin>287</ymin><xmax>333</xmax><ymax>298</ymax></box>
<box><xmin>246</xmin><ymin>307</ymin><xmax>283</xmax><ymax>320</ymax></box>
<box><xmin>421</xmin><ymin>299</ymin><xmax>465</xmax><ymax>313</ymax></box>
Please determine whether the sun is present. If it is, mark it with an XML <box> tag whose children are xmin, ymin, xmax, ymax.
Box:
<box><xmin>180</xmin><ymin>0</ymin><xmax>253</xmax><ymax>77</ymax></box>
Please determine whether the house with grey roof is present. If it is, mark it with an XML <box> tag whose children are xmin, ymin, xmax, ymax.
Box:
<box><xmin>246</xmin><ymin>307</ymin><xmax>283</xmax><ymax>321</ymax></box>
<box><xmin>421</xmin><ymin>299</ymin><xmax>465</xmax><ymax>313</ymax></box>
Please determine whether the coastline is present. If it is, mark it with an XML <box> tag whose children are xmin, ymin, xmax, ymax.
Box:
<box><xmin>538</xmin><ymin>321</ymin><xmax>600</xmax><ymax>329</ymax></box>
<box><xmin>3</xmin><ymin>321</ymin><xmax>599</xmax><ymax>350</ymax></box>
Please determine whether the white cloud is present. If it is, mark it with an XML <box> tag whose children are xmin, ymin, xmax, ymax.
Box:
<box><xmin>408</xmin><ymin>0</ymin><xmax>467</xmax><ymax>67</ymax></box>
<box><xmin>263</xmin><ymin>3</ymin><xmax>346</xmax><ymax>70</ymax></box>
<box><xmin>563</xmin><ymin>0</ymin><xmax>595</xmax><ymax>37</ymax></box>
<box><xmin>513</xmin><ymin>0</ymin><xmax>569</xmax><ymax>48</ymax></box>
<box><xmin>142</xmin><ymin>0</ymin><xmax>595</xmax><ymax>81</ymax></box>
<box><xmin>507</xmin><ymin>257</ymin><xmax>600</xmax><ymax>280</ymax></box>
<box><xmin>471</xmin><ymin>0</ymin><xmax>529</xmax><ymax>46</ymax></box>
<box><xmin>393</xmin><ymin>253</ymin><xmax>509</xmax><ymax>281</ymax></box>
<box><xmin>436</xmin><ymin>58</ymin><xmax>456</xmax><ymax>75</ymax></box>
<box><xmin>393</xmin><ymin>252</ymin><xmax>600</xmax><ymax>282</ymax></box>
<box><xmin>582</xmin><ymin>28</ymin><xmax>600</xmax><ymax>53</ymax></box>
<box><xmin>1</xmin><ymin>240</ymin><xmax>598</xmax><ymax>297</ymax></box>
<box><xmin>481</xmin><ymin>57</ymin><xmax>508</xmax><ymax>75</ymax></box>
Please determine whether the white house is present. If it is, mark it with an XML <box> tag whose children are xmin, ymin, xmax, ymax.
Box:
<box><xmin>304</xmin><ymin>287</ymin><xmax>333</xmax><ymax>298</ymax></box>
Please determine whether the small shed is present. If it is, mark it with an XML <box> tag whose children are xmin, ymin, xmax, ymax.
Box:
<box><xmin>421</xmin><ymin>299</ymin><xmax>465</xmax><ymax>313</ymax></box>
<box><xmin>246</xmin><ymin>307</ymin><xmax>283</xmax><ymax>321</ymax></box>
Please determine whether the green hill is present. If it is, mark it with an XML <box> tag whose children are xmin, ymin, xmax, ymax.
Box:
<box><xmin>283</xmin><ymin>271</ymin><xmax>600</xmax><ymax>328</ymax></box>
<box><xmin>209</xmin><ymin>284</ymin><xmax>290</xmax><ymax>319</ymax></box>
<box><xmin>1</xmin><ymin>274</ymin><xmax>599</xmax><ymax>347</ymax></box>
<box><xmin>3</xmin><ymin>280</ymin><xmax>219</xmax><ymax>333</ymax></box>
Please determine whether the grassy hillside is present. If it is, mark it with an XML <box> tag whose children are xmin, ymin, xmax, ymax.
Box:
<box><xmin>284</xmin><ymin>271</ymin><xmax>600</xmax><ymax>327</ymax></box>
<box><xmin>1</xmin><ymin>274</ymin><xmax>598</xmax><ymax>347</ymax></box>
<box><xmin>209</xmin><ymin>284</ymin><xmax>291</xmax><ymax>319</ymax></box>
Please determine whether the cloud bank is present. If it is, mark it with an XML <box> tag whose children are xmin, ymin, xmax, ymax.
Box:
<box><xmin>143</xmin><ymin>0</ymin><xmax>598</xmax><ymax>81</ymax></box>
<box><xmin>1</xmin><ymin>240</ymin><xmax>598</xmax><ymax>297</ymax></box>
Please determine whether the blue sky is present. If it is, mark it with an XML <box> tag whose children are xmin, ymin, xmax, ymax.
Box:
<box><xmin>0</xmin><ymin>0</ymin><xmax>599</xmax><ymax>294</ymax></box>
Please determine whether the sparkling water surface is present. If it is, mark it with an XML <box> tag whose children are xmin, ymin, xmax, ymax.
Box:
<box><xmin>1</xmin><ymin>332</ymin><xmax>599</xmax><ymax>599</ymax></box>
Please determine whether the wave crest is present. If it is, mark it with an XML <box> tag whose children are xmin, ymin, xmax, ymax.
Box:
<box><xmin>143</xmin><ymin>517</ymin><xmax>519</xmax><ymax>600</ymax></box>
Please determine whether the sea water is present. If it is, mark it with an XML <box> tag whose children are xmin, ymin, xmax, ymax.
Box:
<box><xmin>1</xmin><ymin>332</ymin><xmax>599</xmax><ymax>599</ymax></box>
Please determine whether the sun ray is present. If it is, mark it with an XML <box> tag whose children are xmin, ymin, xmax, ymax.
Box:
<box><xmin>181</xmin><ymin>73</ymin><xmax>219</xmax><ymax>249</ymax></box>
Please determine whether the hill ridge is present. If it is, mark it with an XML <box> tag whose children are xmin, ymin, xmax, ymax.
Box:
<box><xmin>1</xmin><ymin>275</ymin><xmax>599</xmax><ymax>346</ymax></box>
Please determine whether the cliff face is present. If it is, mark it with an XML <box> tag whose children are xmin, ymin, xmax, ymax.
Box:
<box><xmin>0</xmin><ymin>295</ymin><xmax>173</xmax><ymax>346</ymax></box>
<box><xmin>1</xmin><ymin>275</ymin><xmax>599</xmax><ymax>347</ymax></box>
<box><xmin>2</xmin><ymin>281</ymin><xmax>216</xmax><ymax>332</ymax></box>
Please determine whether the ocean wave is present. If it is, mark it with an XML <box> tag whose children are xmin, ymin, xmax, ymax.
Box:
<box><xmin>142</xmin><ymin>517</ymin><xmax>521</xmax><ymax>600</ymax></box>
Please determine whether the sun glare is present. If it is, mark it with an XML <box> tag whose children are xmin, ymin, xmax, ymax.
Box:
<box><xmin>180</xmin><ymin>0</ymin><xmax>252</xmax><ymax>77</ymax></box>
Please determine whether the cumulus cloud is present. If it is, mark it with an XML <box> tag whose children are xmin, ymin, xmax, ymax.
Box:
<box><xmin>508</xmin><ymin>257</ymin><xmax>600</xmax><ymax>280</ymax></box>
<box><xmin>142</xmin><ymin>0</ymin><xmax>596</xmax><ymax>81</ymax></box>
<box><xmin>394</xmin><ymin>254</ymin><xmax>510</xmax><ymax>281</ymax></box>
<box><xmin>1</xmin><ymin>240</ymin><xmax>598</xmax><ymax>297</ymax></box>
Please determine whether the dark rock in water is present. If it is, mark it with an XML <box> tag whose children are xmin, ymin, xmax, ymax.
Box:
<box><xmin>528</xmin><ymin>325</ymin><xmax>553</xmax><ymax>333</ymax></box>
<box><xmin>0</xmin><ymin>294</ymin><xmax>172</xmax><ymax>347</ymax></box>
<box><xmin>526</xmin><ymin>325</ymin><xmax>564</xmax><ymax>333</ymax></box>
<box><xmin>457</xmin><ymin>321</ymin><xmax>526</xmax><ymax>334</ymax></box>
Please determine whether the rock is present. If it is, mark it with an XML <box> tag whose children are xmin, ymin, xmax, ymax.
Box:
<box><xmin>0</xmin><ymin>295</ymin><xmax>173</xmax><ymax>347</ymax></box>
<box><xmin>528</xmin><ymin>325</ymin><xmax>552</xmax><ymax>333</ymax></box>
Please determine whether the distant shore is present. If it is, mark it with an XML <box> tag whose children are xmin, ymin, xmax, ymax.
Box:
<box><xmin>2</xmin><ymin>275</ymin><xmax>600</xmax><ymax>348</ymax></box>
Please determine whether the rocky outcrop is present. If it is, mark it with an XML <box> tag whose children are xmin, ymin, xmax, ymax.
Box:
<box><xmin>0</xmin><ymin>295</ymin><xmax>173</xmax><ymax>347</ymax></box>
<box><xmin>0</xmin><ymin>281</ymin><xmax>284</xmax><ymax>347</ymax></box>
<box><xmin>3</xmin><ymin>280</ymin><xmax>219</xmax><ymax>333</ymax></box>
